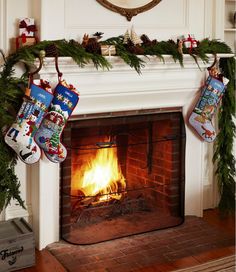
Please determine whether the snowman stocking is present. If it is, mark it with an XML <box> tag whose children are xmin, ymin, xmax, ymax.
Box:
<box><xmin>5</xmin><ymin>80</ymin><xmax>54</xmax><ymax>164</ymax></box>
<box><xmin>35</xmin><ymin>80</ymin><xmax>79</xmax><ymax>163</ymax></box>
<box><xmin>189</xmin><ymin>71</ymin><xmax>228</xmax><ymax>142</ymax></box>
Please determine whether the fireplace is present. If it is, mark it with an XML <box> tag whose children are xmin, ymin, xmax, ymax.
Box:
<box><xmin>23</xmin><ymin>55</ymin><xmax>223</xmax><ymax>249</ymax></box>
<box><xmin>61</xmin><ymin>109</ymin><xmax>185</xmax><ymax>244</ymax></box>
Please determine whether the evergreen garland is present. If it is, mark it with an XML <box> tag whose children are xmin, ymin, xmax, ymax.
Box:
<box><xmin>102</xmin><ymin>36</ymin><xmax>145</xmax><ymax>73</ymax></box>
<box><xmin>0</xmin><ymin>36</ymin><xmax>235</xmax><ymax>213</ymax></box>
<box><xmin>214</xmin><ymin>57</ymin><xmax>235</xmax><ymax>213</ymax></box>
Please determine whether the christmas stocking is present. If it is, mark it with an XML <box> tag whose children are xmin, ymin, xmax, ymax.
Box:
<box><xmin>189</xmin><ymin>74</ymin><xmax>228</xmax><ymax>142</ymax></box>
<box><xmin>5</xmin><ymin>80</ymin><xmax>54</xmax><ymax>164</ymax></box>
<box><xmin>35</xmin><ymin>80</ymin><xmax>79</xmax><ymax>163</ymax></box>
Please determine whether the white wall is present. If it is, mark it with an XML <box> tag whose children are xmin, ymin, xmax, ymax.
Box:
<box><xmin>40</xmin><ymin>0</ymin><xmax>216</xmax><ymax>41</ymax></box>
<box><xmin>1</xmin><ymin>0</ymin><xmax>225</xmax><ymax>52</ymax></box>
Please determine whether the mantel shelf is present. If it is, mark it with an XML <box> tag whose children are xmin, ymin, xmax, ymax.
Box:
<box><xmin>33</xmin><ymin>52</ymin><xmax>234</xmax><ymax>118</ymax></box>
<box><xmin>224</xmin><ymin>28</ymin><xmax>236</xmax><ymax>32</ymax></box>
<box><xmin>36</xmin><ymin>53</ymin><xmax>234</xmax><ymax>75</ymax></box>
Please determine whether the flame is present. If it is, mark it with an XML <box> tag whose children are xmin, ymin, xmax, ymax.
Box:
<box><xmin>78</xmin><ymin>138</ymin><xmax>126</xmax><ymax>200</ymax></box>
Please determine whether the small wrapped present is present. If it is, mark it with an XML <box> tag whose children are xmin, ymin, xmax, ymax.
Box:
<box><xmin>101</xmin><ymin>45</ymin><xmax>116</xmax><ymax>56</ymax></box>
<box><xmin>19</xmin><ymin>18</ymin><xmax>37</xmax><ymax>37</ymax></box>
<box><xmin>182</xmin><ymin>34</ymin><xmax>198</xmax><ymax>51</ymax></box>
<box><xmin>15</xmin><ymin>36</ymin><xmax>37</xmax><ymax>49</ymax></box>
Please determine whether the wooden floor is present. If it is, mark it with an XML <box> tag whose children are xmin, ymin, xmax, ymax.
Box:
<box><xmin>16</xmin><ymin>209</ymin><xmax>235</xmax><ymax>272</ymax></box>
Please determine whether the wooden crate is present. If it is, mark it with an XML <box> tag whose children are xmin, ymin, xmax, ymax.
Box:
<box><xmin>0</xmin><ymin>218</ymin><xmax>35</xmax><ymax>272</ymax></box>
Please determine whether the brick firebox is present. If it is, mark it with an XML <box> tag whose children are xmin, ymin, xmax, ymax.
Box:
<box><xmin>60</xmin><ymin>109</ymin><xmax>186</xmax><ymax>245</ymax></box>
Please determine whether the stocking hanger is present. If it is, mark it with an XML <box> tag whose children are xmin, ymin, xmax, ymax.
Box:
<box><xmin>207</xmin><ymin>53</ymin><xmax>224</xmax><ymax>81</ymax></box>
<box><xmin>207</xmin><ymin>53</ymin><xmax>218</xmax><ymax>72</ymax></box>
<box><xmin>29</xmin><ymin>54</ymin><xmax>63</xmax><ymax>83</ymax></box>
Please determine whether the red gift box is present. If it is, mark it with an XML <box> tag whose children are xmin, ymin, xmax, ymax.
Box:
<box><xmin>183</xmin><ymin>34</ymin><xmax>198</xmax><ymax>52</ymax></box>
<box><xmin>15</xmin><ymin>36</ymin><xmax>37</xmax><ymax>49</ymax></box>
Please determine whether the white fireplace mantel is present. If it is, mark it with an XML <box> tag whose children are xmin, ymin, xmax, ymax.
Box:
<box><xmin>34</xmin><ymin>54</ymin><xmax>231</xmax><ymax>116</ymax></box>
<box><xmin>7</xmin><ymin>53</ymin><xmax>233</xmax><ymax>249</ymax></box>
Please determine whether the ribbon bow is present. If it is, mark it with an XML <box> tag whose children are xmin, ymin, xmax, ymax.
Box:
<box><xmin>184</xmin><ymin>34</ymin><xmax>197</xmax><ymax>53</ymax></box>
<box><xmin>19</xmin><ymin>20</ymin><xmax>37</xmax><ymax>35</ymax></box>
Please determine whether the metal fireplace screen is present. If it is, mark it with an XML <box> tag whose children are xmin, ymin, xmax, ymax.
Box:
<box><xmin>61</xmin><ymin>111</ymin><xmax>185</xmax><ymax>245</ymax></box>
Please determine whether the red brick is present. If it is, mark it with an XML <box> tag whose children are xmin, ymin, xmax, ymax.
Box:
<box><xmin>48</xmin><ymin>215</ymin><xmax>235</xmax><ymax>272</ymax></box>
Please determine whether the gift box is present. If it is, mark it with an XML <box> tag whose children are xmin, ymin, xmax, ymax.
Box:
<box><xmin>19</xmin><ymin>18</ymin><xmax>37</xmax><ymax>37</ymax></box>
<box><xmin>101</xmin><ymin>45</ymin><xmax>116</xmax><ymax>56</ymax></box>
<box><xmin>15</xmin><ymin>37</ymin><xmax>37</xmax><ymax>49</ymax></box>
<box><xmin>182</xmin><ymin>34</ymin><xmax>198</xmax><ymax>49</ymax></box>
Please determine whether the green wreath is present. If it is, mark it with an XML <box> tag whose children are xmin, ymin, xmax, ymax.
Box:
<box><xmin>0</xmin><ymin>37</ymin><xmax>235</xmax><ymax>213</ymax></box>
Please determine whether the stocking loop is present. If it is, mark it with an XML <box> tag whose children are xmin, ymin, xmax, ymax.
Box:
<box><xmin>28</xmin><ymin>56</ymin><xmax>43</xmax><ymax>85</ymax></box>
<box><xmin>28</xmin><ymin>51</ymin><xmax>63</xmax><ymax>85</ymax></box>
<box><xmin>55</xmin><ymin>55</ymin><xmax>63</xmax><ymax>81</ymax></box>
<box><xmin>207</xmin><ymin>53</ymin><xmax>218</xmax><ymax>72</ymax></box>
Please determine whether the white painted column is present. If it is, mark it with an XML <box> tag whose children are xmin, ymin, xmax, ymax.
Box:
<box><xmin>0</xmin><ymin>0</ymin><xmax>7</xmax><ymax>53</ymax></box>
<box><xmin>31</xmin><ymin>155</ymin><xmax>60</xmax><ymax>250</ymax></box>
<box><xmin>183</xmin><ymin>109</ymin><xmax>204</xmax><ymax>217</ymax></box>
<box><xmin>213</xmin><ymin>0</ymin><xmax>225</xmax><ymax>40</ymax></box>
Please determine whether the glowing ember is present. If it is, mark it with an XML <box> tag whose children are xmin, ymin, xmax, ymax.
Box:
<box><xmin>77</xmin><ymin>138</ymin><xmax>126</xmax><ymax>201</ymax></box>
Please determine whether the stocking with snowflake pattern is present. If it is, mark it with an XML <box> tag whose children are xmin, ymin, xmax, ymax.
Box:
<box><xmin>35</xmin><ymin>80</ymin><xmax>79</xmax><ymax>163</ymax></box>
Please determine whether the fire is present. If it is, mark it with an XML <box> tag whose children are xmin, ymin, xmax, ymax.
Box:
<box><xmin>78</xmin><ymin>138</ymin><xmax>126</xmax><ymax>200</ymax></box>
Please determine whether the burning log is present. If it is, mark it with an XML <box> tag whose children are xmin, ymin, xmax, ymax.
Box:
<box><xmin>77</xmin><ymin>187</ymin><xmax>126</xmax><ymax>207</ymax></box>
<box><xmin>78</xmin><ymin>180</ymin><xmax>125</xmax><ymax>199</ymax></box>
<box><xmin>73</xmin><ymin>192</ymin><xmax>151</xmax><ymax>227</ymax></box>
<box><xmin>76</xmin><ymin>190</ymin><xmax>97</xmax><ymax>206</ymax></box>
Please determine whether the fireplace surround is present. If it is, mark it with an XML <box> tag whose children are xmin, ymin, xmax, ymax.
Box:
<box><xmin>25</xmin><ymin>54</ymin><xmax>230</xmax><ymax>249</ymax></box>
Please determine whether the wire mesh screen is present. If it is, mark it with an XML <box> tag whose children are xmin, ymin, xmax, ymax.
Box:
<box><xmin>61</xmin><ymin>111</ymin><xmax>185</xmax><ymax>244</ymax></box>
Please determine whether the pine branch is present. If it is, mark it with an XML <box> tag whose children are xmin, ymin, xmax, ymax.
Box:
<box><xmin>0</xmin><ymin>134</ymin><xmax>25</xmax><ymax>212</ymax></box>
<box><xmin>116</xmin><ymin>43</ymin><xmax>145</xmax><ymax>74</ymax></box>
<box><xmin>213</xmin><ymin>57</ymin><xmax>236</xmax><ymax>214</ymax></box>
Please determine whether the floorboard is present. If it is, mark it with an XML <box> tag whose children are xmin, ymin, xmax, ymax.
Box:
<box><xmin>16</xmin><ymin>249</ymin><xmax>66</xmax><ymax>272</ymax></box>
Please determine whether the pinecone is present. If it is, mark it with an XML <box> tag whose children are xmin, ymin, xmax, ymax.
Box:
<box><xmin>141</xmin><ymin>34</ymin><xmax>157</xmax><ymax>47</ymax></box>
<box><xmin>85</xmin><ymin>39</ymin><xmax>101</xmax><ymax>54</ymax></box>
<box><xmin>167</xmin><ymin>39</ymin><xmax>176</xmax><ymax>45</ymax></box>
<box><xmin>125</xmin><ymin>39</ymin><xmax>134</xmax><ymax>48</ymax></box>
<box><xmin>140</xmin><ymin>34</ymin><xmax>151</xmax><ymax>45</ymax></box>
<box><xmin>125</xmin><ymin>44</ymin><xmax>144</xmax><ymax>55</ymax></box>
<box><xmin>45</xmin><ymin>43</ymin><xmax>58</xmax><ymax>57</ymax></box>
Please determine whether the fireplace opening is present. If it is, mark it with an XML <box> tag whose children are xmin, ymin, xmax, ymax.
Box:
<box><xmin>61</xmin><ymin>110</ymin><xmax>186</xmax><ymax>245</ymax></box>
